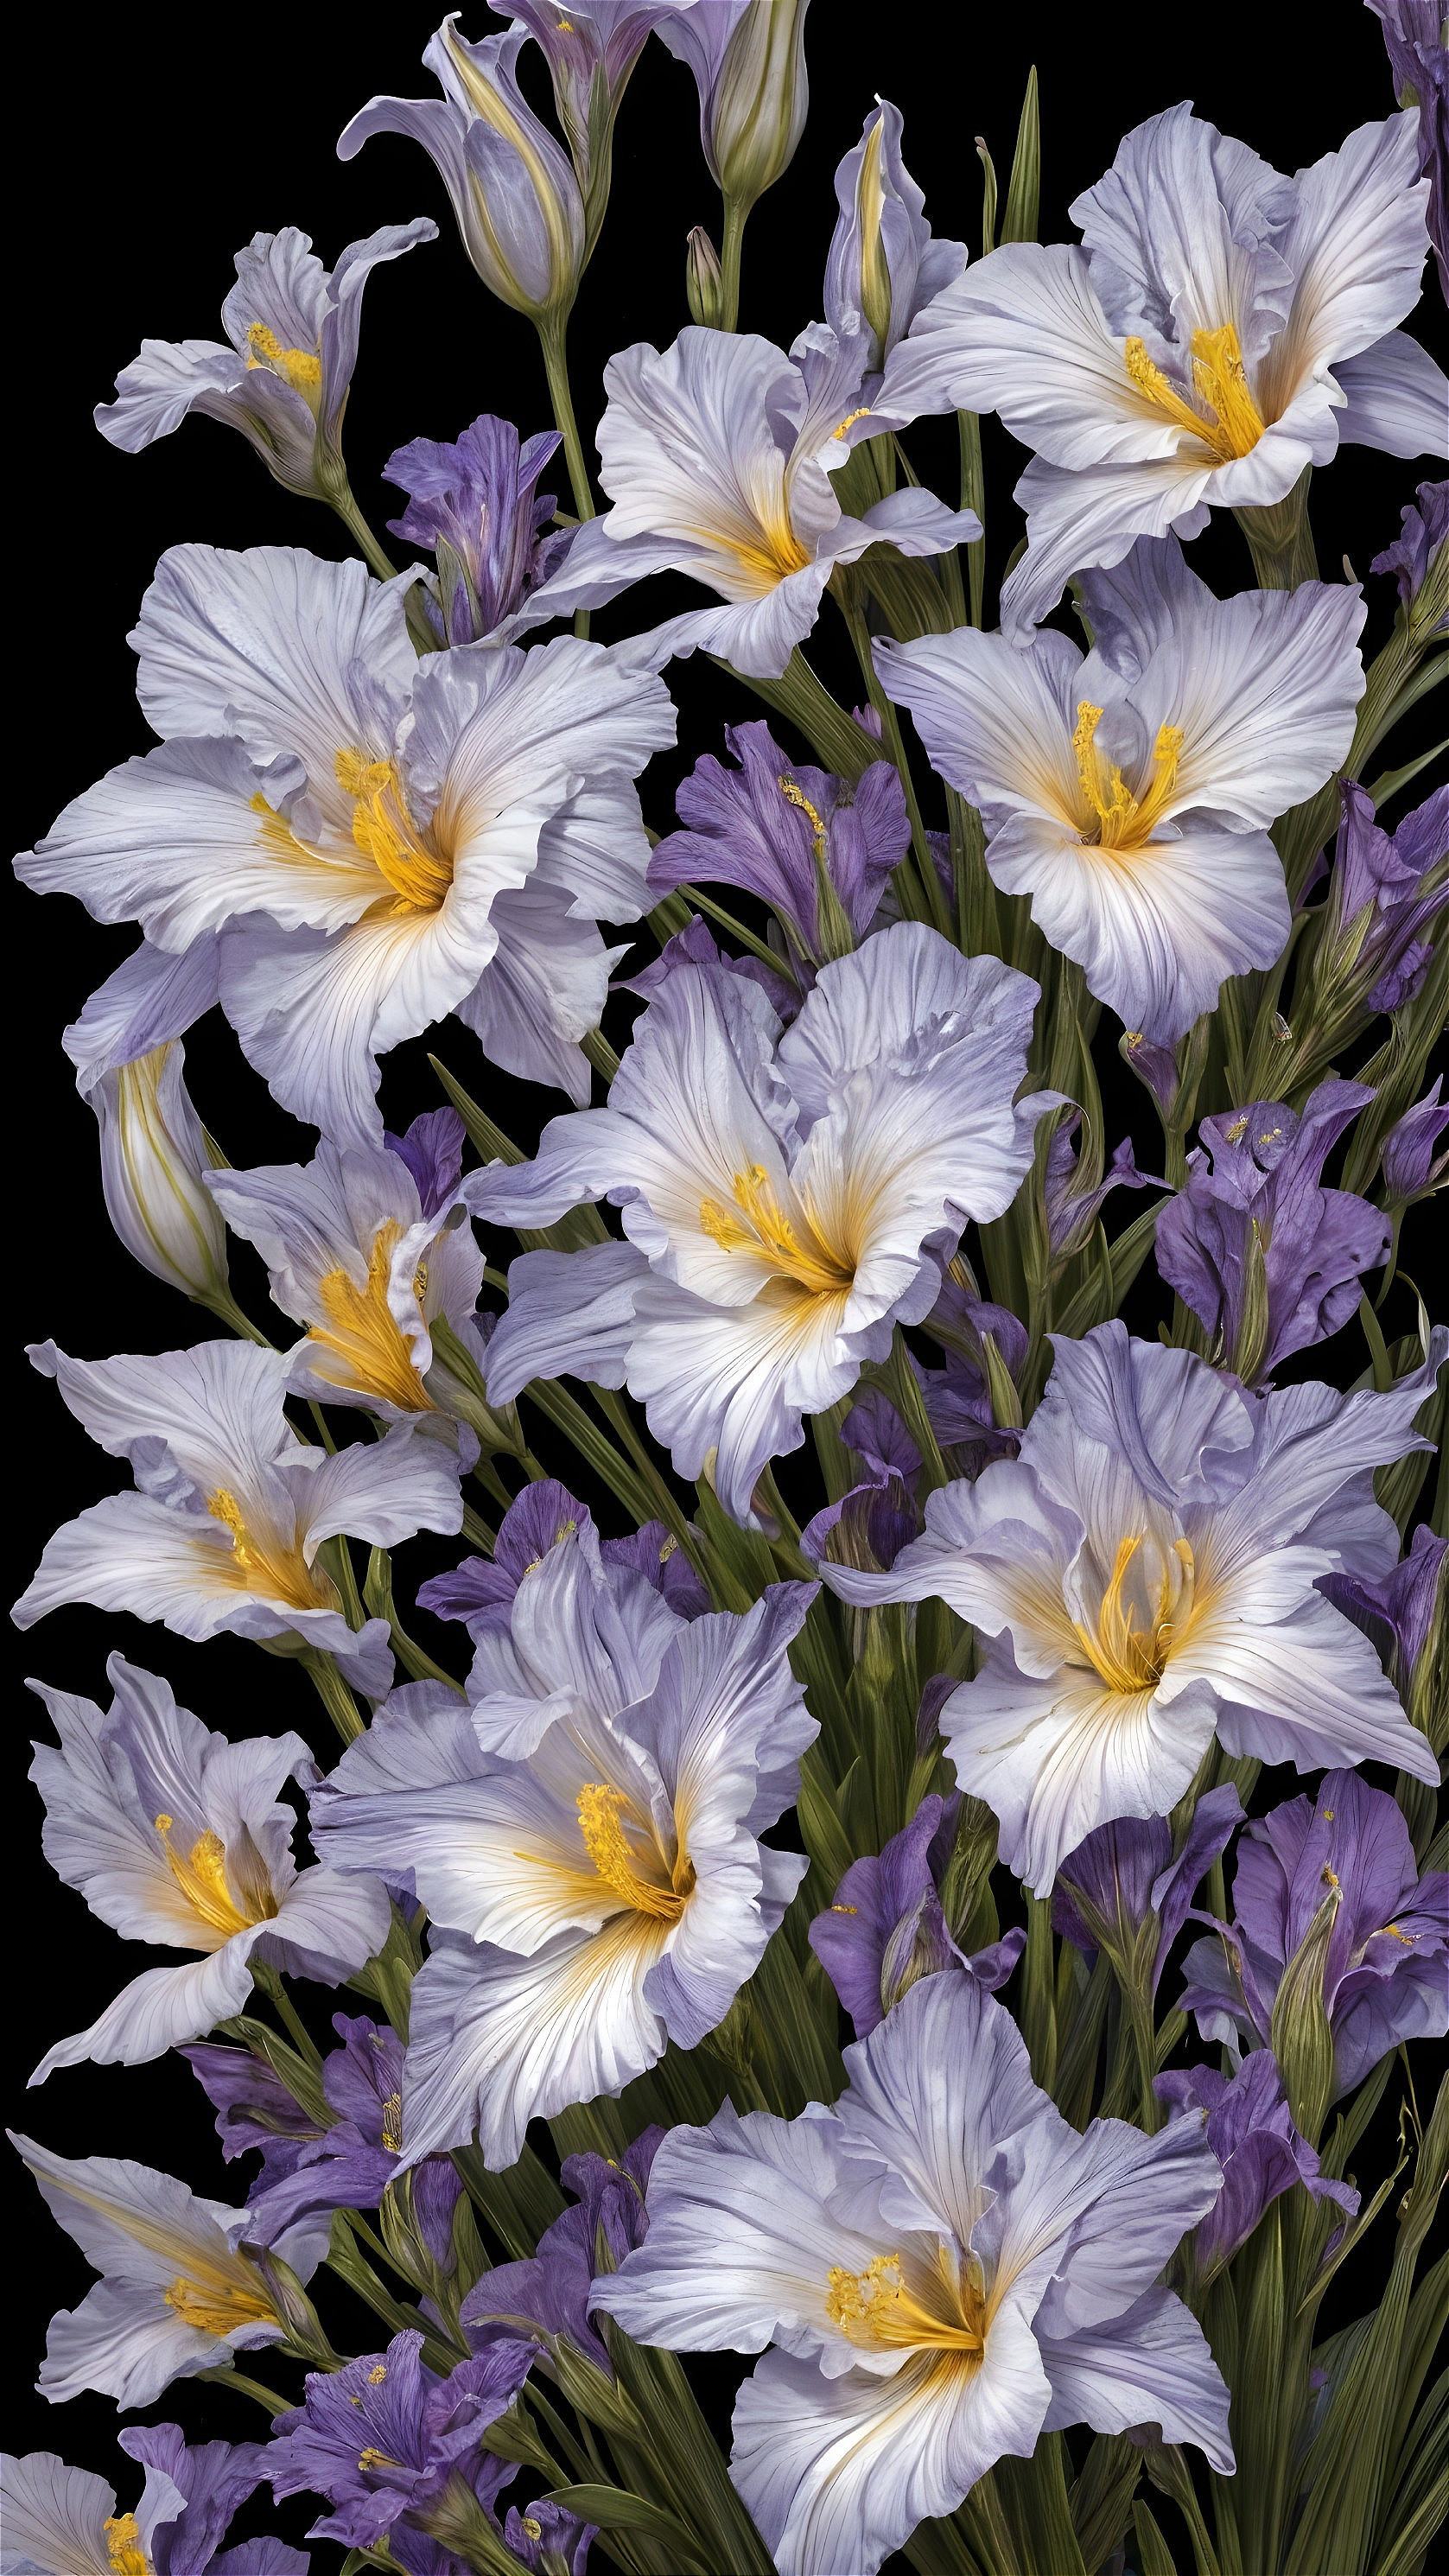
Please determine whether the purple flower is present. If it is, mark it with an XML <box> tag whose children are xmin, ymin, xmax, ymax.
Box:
<box><xmin>1321</xmin><ymin>778</ymin><xmax>1449</xmax><ymax>1017</ymax></box>
<box><xmin>1179</xmin><ymin>1770</ymin><xmax>1449</xmax><ymax>2102</ymax></box>
<box><xmin>809</xmin><ymin>1792</ymin><xmax>1026</xmax><ymax>2036</ymax></box>
<box><xmin>505</xmin><ymin>2496</ymin><xmax>596</xmax><ymax>2573</ymax></box>
<box><xmin>384</xmin><ymin>1108</ymin><xmax>468</xmax><ymax>1221</ymax></box>
<box><xmin>1154</xmin><ymin>2054</ymin><xmax>1357</xmax><ymax>2277</ymax></box>
<box><xmin>418</xmin><ymin>1478</ymin><xmax>709</xmax><ymax>1632</ymax></box>
<box><xmin>1320</xmin><ymin>1521</ymin><xmax>1446</xmax><ymax>1694</ymax></box>
<box><xmin>1382</xmin><ymin>1078</ymin><xmax>1449</xmax><ymax>1201</ymax></box>
<box><xmin>117</xmin><ymin>2424</ymin><xmax>308</xmax><ymax>2576</ymax></box>
<box><xmin>823</xmin><ymin>99</ymin><xmax>965</xmax><ymax>363</ymax></box>
<box><xmin>799</xmin><ymin>1386</ymin><xmax>924</xmax><ymax>1574</ymax></box>
<box><xmin>384</xmin><ymin>415</ymin><xmax>572</xmax><ymax>646</ymax></box>
<box><xmin>1372</xmin><ymin>477</ymin><xmax>1448</xmax><ymax>624</ymax></box>
<box><xmin>461</xmin><ymin>2127</ymin><xmax>664</xmax><ymax>2376</ymax></box>
<box><xmin>511</xmin><ymin>1</ymin><xmax>683</xmax><ymax>208</ymax></box>
<box><xmin>1043</xmin><ymin>1108</ymin><xmax>1158</xmax><ymax>1259</ymax></box>
<box><xmin>1053</xmin><ymin>1786</ymin><xmax>1244</xmax><ymax>1994</ymax></box>
<box><xmin>1368</xmin><ymin>5</ymin><xmax>1449</xmax><ymax>300</ymax></box>
<box><xmin>1155</xmin><ymin>1078</ymin><xmax>1389</xmax><ymax>1381</ymax></box>
<box><xmin>268</xmin><ymin>2328</ymin><xmax>531</xmax><ymax>2569</ymax></box>
<box><xmin>647</xmin><ymin>719</ymin><xmax>909</xmax><ymax>968</ymax></box>
<box><xmin>183</xmin><ymin>2041</ymin><xmax>327</xmax><ymax>2177</ymax></box>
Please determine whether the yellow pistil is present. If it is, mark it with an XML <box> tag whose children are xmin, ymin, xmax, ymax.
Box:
<box><xmin>205</xmin><ymin>1487</ymin><xmax>335</xmax><ymax>1612</ymax></box>
<box><xmin>153</xmin><ymin>1813</ymin><xmax>270</xmax><ymax>1938</ymax></box>
<box><xmin>779</xmin><ymin>773</ymin><xmax>829</xmax><ymax>858</ymax></box>
<box><xmin>576</xmin><ymin>1783</ymin><xmax>689</xmax><ymax>1921</ymax></box>
<box><xmin>380</xmin><ymin>2093</ymin><xmax>404</xmax><ymax>2155</ymax></box>
<box><xmin>245</xmin><ymin>320</ymin><xmax>323</xmax><ymax>398</ymax></box>
<box><xmin>335</xmin><ymin>748</ymin><xmax>454</xmax><ymax>915</ymax></box>
<box><xmin>105</xmin><ymin>2515</ymin><xmax>154</xmax><ymax>2576</ymax></box>
<box><xmin>1123</xmin><ymin>321</ymin><xmax>1265</xmax><ymax>462</ymax></box>
<box><xmin>698</xmin><ymin>1164</ymin><xmax>855</xmax><ymax>1295</ymax></box>
<box><xmin>1072</xmin><ymin>703</ymin><xmax>1185</xmax><ymax>853</ymax></box>
<box><xmin>1073</xmin><ymin>1532</ymin><xmax>1195</xmax><ymax>1695</ymax></box>
<box><xmin>825</xmin><ymin>2249</ymin><xmax>985</xmax><ymax>2352</ymax></box>
<box><xmin>163</xmin><ymin>2270</ymin><xmax>276</xmax><ymax>2337</ymax></box>
<box><xmin>308</xmin><ymin>1218</ymin><xmax>435</xmax><ymax>1413</ymax></box>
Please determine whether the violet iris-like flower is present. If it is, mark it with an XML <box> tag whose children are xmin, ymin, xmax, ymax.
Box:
<box><xmin>1</xmin><ymin>2433</ymin><xmax>308</xmax><ymax>2576</ymax></box>
<box><xmin>809</xmin><ymin>1793</ymin><xmax>1025</xmax><ymax>2036</ymax></box>
<box><xmin>421</xmin><ymin>1477</ymin><xmax>709</xmax><ymax>1631</ymax></box>
<box><xmin>878</xmin><ymin>99</ymin><xmax>1446</xmax><ymax>634</ymax></box>
<box><xmin>658</xmin><ymin>0</ymin><xmax>810</xmax><ymax>215</ymax></box>
<box><xmin>1381</xmin><ymin>1078</ymin><xmax>1449</xmax><ymax>1202</ymax></box>
<box><xmin>1368</xmin><ymin>3</ymin><xmax>1449</xmax><ymax>299</ymax></box>
<box><xmin>461</xmin><ymin>2127</ymin><xmax>662</xmax><ymax>2375</ymax></box>
<box><xmin>1372</xmin><ymin>475</ymin><xmax>1448</xmax><ymax>622</ymax></box>
<box><xmin>383</xmin><ymin>414</ymin><xmax>572</xmax><ymax>647</ymax></box>
<box><xmin>473</xmin><ymin>921</ymin><xmax>1053</xmax><ymax>1525</ymax></box>
<box><xmin>646</xmin><ymin>718</ymin><xmax>910</xmax><ymax>969</ymax></box>
<box><xmin>1052</xmin><ymin>1785</ymin><xmax>1243</xmax><ymax>1991</ymax></box>
<box><xmin>1043</xmin><ymin>1109</ymin><xmax>1157</xmax><ymax>1260</ymax></box>
<box><xmin>1154</xmin><ymin>1078</ymin><xmax>1389</xmax><ymax>1382</ymax></box>
<box><xmin>268</xmin><ymin>2328</ymin><xmax>531</xmax><ymax>2568</ymax></box>
<box><xmin>505</xmin><ymin>2496</ymin><xmax>596</xmax><ymax>2573</ymax></box>
<box><xmin>1154</xmin><ymin>2054</ymin><xmax>1358</xmax><ymax>2278</ymax></box>
<box><xmin>1179</xmin><ymin>1770</ymin><xmax>1449</xmax><ymax>2101</ymax></box>
<box><xmin>598</xmin><ymin>1973</ymin><xmax>1231</xmax><ymax>2576</ymax></box>
<box><xmin>26</xmin><ymin>1655</ymin><xmax>388</xmax><ymax>2083</ymax></box>
<box><xmin>1317</xmin><ymin>778</ymin><xmax>1449</xmax><ymax>1018</ymax></box>
<box><xmin>823</xmin><ymin>99</ymin><xmax>965</xmax><ymax>366</ymax></box>
<box><xmin>819</xmin><ymin>1321</ymin><xmax>1443</xmax><ymax>1891</ymax></box>
<box><xmin>1321</xmin><ymin>1520</ymin><xmax>1446</xmax><ymax>1697</ymax></box>
<box><xmin>14</xmin><ymin>1339</ymin><xmax>461</xmax><ymax>1696</ymax></box>
<box><xmin>311</xmin><ymin>1506</ymin><xmax>817</xmax><ymax>2166</ymax></box>
<box><xmin>877</xmin><ymin>537</ymin><xmax>1366</xmax><ymax>1046</ymax></box>
<box><xmin>95</xmin><ymin>221</ymin><xmax>436</xmax><ymax>502</ymax></box>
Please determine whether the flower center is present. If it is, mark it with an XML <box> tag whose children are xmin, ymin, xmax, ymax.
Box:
<box><xmin>205</xmin><ymin>1486</ymin><xmax>338</xmax><ymax>1612</ymax></box>
<box><xmin>575</xmin><ymin>1783</ymin><xmax>690</xmax><ymax>1921</ymax></box>
<box><xmin>105</xmin><ymin>2516</ymin><xmax>154</xmax><ymax>2576</ymax></box>
<box><xmin>1123</xmin><ymin>321</ymin><xmax>1265</xmax><ymax>461</ymax></box>
<box><xmin>825</xmin><ymin>2248</ymin><xmax>985</xmax><ymax>2352</ymax></box>
<box><xmin>245</xmin><ymin>321</ymin><xmax>323</xmax><ymax>405</ymax></box>
<box><xmin>699</xmin><ymin>1164</ymin><xmax>855</xmax><ymax>1295</ymax></box>
<box><xmin>309</xmin><ymin>1219</ymin><xmax>435</xmax><ymax>1412</ymax></box>
<box><xmin>153</xmin><ymin>1813</ymin><xmax>271</xmax><ymax>1938</ymax></box>
<box><xmin>1073</xmin><ymin>703</ymin><xmax>1185</xmax><ymax>852</ymax></box>
<box><xmin>1073</xmin><ymin>1531</ymin><xmax>1194</xmax><ymax>1694</ymax></box>
<box><xmin>162</xmin><ymin>2268</ymin><xmax>276</xmax><ymax>2337</ymax></box>
<box><xmin>336</xmin><ymin>748</ymin><xmax>454</xmax><ymax>915</ymax></box>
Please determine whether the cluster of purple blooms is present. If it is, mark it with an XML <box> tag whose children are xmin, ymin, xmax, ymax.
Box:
<box><xmin>7</xmin><ymin>5</ymin><xmax>1448</xmax><ymax>2575</ymax></box>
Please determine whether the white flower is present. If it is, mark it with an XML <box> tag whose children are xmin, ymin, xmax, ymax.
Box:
<box><xmin>28</xmin><ymin>1654</ymin><xmax>389</xmax><ymax>2080</ymax></box>
<box><xmin>877</xmin><ymin>537</ymin><xmax>1366</xmax><ymax>1042</ymax></box>
<box><xmin>879</xmin><ymin>104</ymin><xmax>1447</xmax><ymax>633</ymax></box>
<box><xmin>18</xmin><ymin>546</ymin><xmax>675</xmax><ymax>1138</ymax></box>
<box><xmin>473</xmin><ymin>921</ymin><xmax>1054</xmax><ymax>1524</ymax></box>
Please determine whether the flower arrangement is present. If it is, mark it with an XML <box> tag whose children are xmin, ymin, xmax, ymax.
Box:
<box><xmin>7</xmin><ymin>6</ymin><xmax>1447</xmax><ymax>2574</ymax></box>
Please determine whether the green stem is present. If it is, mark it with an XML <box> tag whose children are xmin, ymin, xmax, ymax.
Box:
<box><xmin>253</xmin><ymin>1964</ymin><xmax>322</xmax><ymax>2070</ymax></box>
<box><xmin>197</xmin><ymin>1283</ymin><xmax>274</xmax><ymax>1345</ymax></box>
<box><xmin>328</xmin><ymin>479</ymin><xmax>400</xmax><ymax>582</ymax></box>
<box><xmin>835</xmin><ymin>577</ymin><xmax>953</xmax><ymax>939</ymax></box>
<box><xmin>537</xmin><ymin>314</ymin><xmax>595</xmax><ymax>521</ymax></box>
<box><xmin>719</xmin><ymin>194</ymin><xmax>747</xmax><ymax>330</ymax></box>
<box><xmin>197</xmin><ymin>2364</ymin><xmax>289</xmax><ymax>2416</ymax></box>
<box><xmin>301</xmin><ymin>1649</ymin><xmax>365</xmax><ymax>1746</ymax></box>
<box><xmin>957</xmin><ymin>410</ymin><xmax>986</xmax><ymax>627</ymax></box>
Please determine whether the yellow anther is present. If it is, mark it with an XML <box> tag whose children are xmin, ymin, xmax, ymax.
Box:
<box><xmin>1256</xmin><ymin>1128</ymin><xmax>1283</xmax><ymax>1146</ymax></box>
<box><xmin>155</xmin><ymin>1811</ymin><xmax>174</xmax><ymax>1833</ymax></box>
<box><xmin>1124</xmin><ymin>321</ymin><xmax>1264</xmax><ymax>461</ymax></box>
<box><xmin>779</xmin><ymin>773</ymin><xmax>829</xmax><ymax>856</ymax></box>
<box><xmin>206</xmin><ymin>1487</ymin><xmax>335</xmax><ymax>1612</ymax></box>
<box><xmin>523</xmin><ymin>2519</ymin><xmax>544</xmax><ymax>2542</ymax></box>
<box><xmin>154</xmin><ymin>1816</ymin><xmax>262</xmax><ymax>1938</ymax></box>
<box><xmin>1073</xmin><ymin>1533</ymin><xmax>1194</xmax><ymax>1695</ymax></box>
<box><xmin>358</xmin><ymin>2447</ymin><xmax>401</xmax><ymax>2471</ymax></box>
<box><xmin>163</xmin><ymin>2271</ymin><xmax>275</xmax><ymax>2336</ymax></box>
<box><xmin>412</xmin><ymin>1259</ymin><xmax>429</xmax><ymax>1307</ymax></box>
<box><xmin>245</xmin><ymin>321</ymin><xmax>322</xmax><ymax>395</ymax></box>
<box><xmin>311</xmin><ymin>1220</ymin><xmax>435</xmax><ymax>1414</ymax></box>
<box><xmin>335</xmin><ymin>747</ymin><xmax>454</xmax><ymax>914</ymax></box>
<box><xmin>380</xmin><ymin>2094</ymin><xmax>404</xmax><ymax>2156</ymax></box>
<box><xmin>698</xmin><ymin>1164</ymin><xmax>854</xmax><ymax>1295</ymax></box>
<box><xmin>831</xmin><ymin>407</ymin><xmax>873</xmax><ymax>439</ymax></box>
<box><xmin>576</xmin><ymin>1783</ymin><xmax>688</xmax><ymax>1921</ymax></box>
<box><xmin>105</xmin><ymin>2514</ymin><xmax>153</xmax><ymax>2576</ymax></box>
<box><xmin>825</xmin><ymin>2249</ymin><xmax>984</xmax><ymax>2351</ymax></box>
<box><xmin>658</xmin><ymin>1534</ymin><xmax>678</xmax><ymax>1562</ymax></box>
<box><xmin>1073</xmin><ymin>703</ymin><xmax>1184</xmax><ymax>853</ymax></box>
<box><xmin>1224</xmin><ymin>1116</ymin><xmax>1250</xmax><ymax>1142</ymax></box>
<box><xmin>555</xmin><ymin>1517</ymin><xmax>578</xmax><ymax>1542</ymax></box>
<box><xmin>1322</xmin><ymin>1810</ymin><xmax>1335</xmax><ymax>1822</ymax></box>
<box><xmin>830</xmin><ymin>1903</ymin><xmax>860</xmax><ymax>1915</ymax></box>
<box><xmin>368</xmin><ymin>2361</ymin><xmax>390</xmax><ymax>2382</ymax></box>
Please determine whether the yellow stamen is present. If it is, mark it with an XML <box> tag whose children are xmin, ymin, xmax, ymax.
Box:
<box><xmin>105</xmin><ymin>2515</ymin><xmax>154</xmax><ymax>2576</ymax></box>
<box><xmin>698</xmin><ymin>1164</ymin><xmax>854</xmax><ymax>1295</ymax></box>
<box><xmin>309</xmin><ymin>1219</ymin><xmax>435</xmax><ymax>1412</ymax></box>
<box><xmin>206</xmin><ymin>1487</ymin><xmax>335</xmax><ymax>1612</ymax></box>
<box><xmin>825</xmin><ymin>2249</ymin><xmax>984</xmax><ymax>2352</ymax></box>
<box><xmin>335</xmin><ymin>748</ymin><xmax>453</xmax><ymax>914</ymax></box>
<box><xmin>380</xmin><ymin>2094</ymin><xmax>404</xmax><ymax>2155</ymax></box>
<box><xmin>154</xmin><ymin>1814</ymin><xmax>268</xmax><ymax>1938</ymax></box>
<box><xmin>1123</xmin><ymin>321</ymin><xmax>1265</xmax><ymax>461</ymax></box>
<box><xmin>779</xmin><ymin>773</ymin><xmax>829</xmax><ymax>859</ymax></box>
<box><xmin>1073</xmin><ymin>1533</ymin><xmax>1195</xmax><ymax>1694</ymax></box>
<box><xmin>163</xmin><ymin>2271</ymin><xmax>276</xmax><ymax>2336</ymax></box>
<box><xmin>358</xmin><ymin>2447</ymin><xmax>401</xmax><ymax>2471</ymax></box>
<box><xmin>831</xmin><ymin>1903</ymin><xmax>860</xmax><ymax>1915</ymax></box>
<box><xmin>1072</xmin><ymin>703</ymin><xmax>1185</xmax><ymax>853</ymax></box>
<box><xmin>576</xmin><ymin>1783</ymin><xmax>688</xmax><ymax>1921</ymax></box>
<box><xmin>369</xmin><ymin>2361</ymin><xmax>390</xmax><ymax>2382</ymax></box>
<box><xmin>831</xmin><ymin>407</ymin><xmax>873</xmax><ymax>440</ymax></box>
<box><xmin>245</xmin><ymin>321</ymin><xmax>322</xmax><ymax>396</ymax></box>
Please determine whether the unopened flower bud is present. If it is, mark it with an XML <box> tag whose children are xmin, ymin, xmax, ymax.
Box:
<box><xmin>90</xmin><ymin>1040</ymin><xmax>229</xmax><ymax>1301</ymax></box>
<box><xmin>663</xmin><ymin>0</ymin><xmax>810</xmax><ymax>217</ymax></box>
<box><xmin>685</xmin><ymin>224</ymin><xmax>725</xmax><ymax>325</ymax></box>
<box><xmin>1269</xmin><ymin>1878</ymin><xmax>1340</xmax><ymax>2147</ymax></box>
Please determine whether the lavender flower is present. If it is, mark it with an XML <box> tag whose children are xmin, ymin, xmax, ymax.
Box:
<box><xmin>419</xmin><ymin>1478</ymin><xmax>709</xmax><ymax>1633</ymax></box>
<box><xmin>1179</xmin><ymin>1770</ymin><xmax>1449</xmax><ymax>2102</ymax></box>
<box><xmin>1318</xmin><ymin>778</ymin><xmax>1449</xmax><ymax>1019</ymax></box>
<box><xmin>1043</xmin><ymin>1108</ymin><xmax>1157</xmax><ymax>1261</ymax></box>
<box><xmin>1368</xmin><ymin>3</ymin><xmax>1449</xmax><ymax>299</ymax></box>
<box><xmin>647</xmin><ymin>719</ymin><xmax>909</xmax><ymax>968</ymax></box>
<box><xmin>462</xmin><ymin>2128</ymin><xmax>663</xmax><ymax>2373</ymax></box>
<box><xmin>0</xmin><ymin>2433</ymin><xmax>308</xmax><ymax>2576</ymax></box>
<box><xmin>384</xmin><ymin>414</ymin><xmax>572</xmax><ymax>646</ymax></box>
<box><xmin>1319</xmin><ymin>1520</ymin><xmax>1446</xmax><ymax>1739</ymax></box>
<box><xmin>1372</xmin><ymin>476</ymin><xmax>1448</xmax><ymax>627</ymax></box>
<box><xmin>809</xmin><ymin>1793</ymin><xmax>1025</xmax><ymax>2035</ymax></box>
<box><xmin>1381</xmin><ymin>1077</ymin><xmax>1449</xmax><ymax>1202</ymax></box>
<box><xmin>1154</xmin><ymin>2054</ymin><xmax>1357</xmax><ymax>2278</ymax></box>
<box><xmin>1155</xmin><ymin>1079</ymin><xmax>1389</xmax><ymax>1382</ymax></box>
<box><xmin>658</xmin><ymin>0</ymin><xmax>811</xmax><ymax>216</ymax></box>
<box><xmin>268</xmin><ymin>2329</ymin><xmax>531</xmax><ymax>2570</ymax></box>
<box><xmin>505</xmin><ymin>2496</ymin><xmax>596</xmax><ymax>2573</ymax></box>
<box><xmin>1052</xmin><ymin>1787</ymin><xmax>1243</xmax><ymax>1993</ymax></box>
<box><xmin>823</xmin><ymin>100</ymin><xmax>964</xmax><ymax>365</ymax></box>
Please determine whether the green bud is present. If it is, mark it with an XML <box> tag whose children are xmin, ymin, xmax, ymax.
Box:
<box><xmin>712</xmin><ymin>0</ymin><xmax>810</xmax><ymax>215</ymax></box>
<box><xmin>1269</xmin><ymin>1875</ymin><xmax>1340</xmax><ymax>2145</ymax></box>
<box><xmin>1228</xmin><ymin>1215</ymin><xmax>1272</xmax><ymax>1383</ymax></box>
<box><xmin>685</xmin><ymin>225</ymin><xmax>725</xmax><ymax>325</ymax></box>
<box><xmin>980</xmin><ymin>1328</ymin><xmax>1023</xmax><ymax>1431</ymax></box>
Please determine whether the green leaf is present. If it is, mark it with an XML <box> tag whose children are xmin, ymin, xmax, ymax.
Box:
<box><xmin>999</xmin><ymin>67</ymin><xmax>1040</xmax><ymax>244</ymax></box>
<box><xmin>1132</xmin><ymin>2500</ymin><xmax>1179</xmax><ymax>2576</ymax></box>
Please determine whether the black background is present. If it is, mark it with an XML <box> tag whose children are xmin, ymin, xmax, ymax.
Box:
<box><xmin>7</xmin><ymin>3</ymin><xmax>1445</xmax><ymax>2568</ymax></box>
